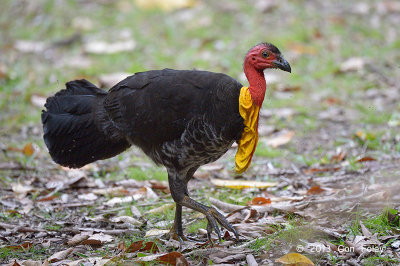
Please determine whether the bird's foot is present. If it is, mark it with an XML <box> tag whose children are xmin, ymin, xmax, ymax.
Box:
<box><xmin>169</xmin><ymin>226</ymin><xmax>203</xmax><ymax>245</ymax></box>
<box><xmin>203</xmin><ymin>206</ymin><xmax>239</xmax><ymax>244</ymax></box>
<box><xmin>168</xmin><ymin>226</ymin><xmax>188</xmax><ymax>244</ymax></box>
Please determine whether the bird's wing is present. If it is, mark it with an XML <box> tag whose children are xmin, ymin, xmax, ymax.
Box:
<box><xmin>103</xmin><ymin>69</ymin><xmax>242</xmax><ymax>145</ymax></box>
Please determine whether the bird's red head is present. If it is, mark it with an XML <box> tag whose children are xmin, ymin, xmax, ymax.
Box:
<box><xmin>244</xmin><ymin>42</ymin><xmax>291</xmax><ymax>73</ymax></box>
<box><xmin>243</xmin><ymin>42</ymin><xmax>291</xmax><ymax>106</ymax></box>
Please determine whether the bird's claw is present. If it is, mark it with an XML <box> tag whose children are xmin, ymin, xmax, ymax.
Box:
<box><xmin>169</xmin><ymin>223</ymin><xmax>187</xmax><ymax>244</ymax></box>
<box><xmin>169</xmin><ymin>226</ymin><xmax>203</xmax><ymax>245</ymax></box>
<box><xmin>204</xmin><ymin>207</ymin><xmax>239</xmax><ymax>244</ymax></box>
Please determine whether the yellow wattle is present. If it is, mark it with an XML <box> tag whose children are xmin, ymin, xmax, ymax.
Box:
<box><xmin>235</xmin><ymin>86</ymin><xmax>260</xmax><ymax>174</ymax></box>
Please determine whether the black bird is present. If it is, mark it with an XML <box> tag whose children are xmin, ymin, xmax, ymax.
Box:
<box><xmin>41</xmin><ymin>42</ymin><xmax>291</xmax><ymax>242</ymax></box>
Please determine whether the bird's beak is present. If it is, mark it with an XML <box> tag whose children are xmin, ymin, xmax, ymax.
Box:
<box><xmin>273</xmin><ymin>56</ymin><xmax>291</xmax><ymax>73</ymax></box>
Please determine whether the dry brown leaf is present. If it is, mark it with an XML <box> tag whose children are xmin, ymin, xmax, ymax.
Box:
<box><xmin>36</xmin><ymin>195</ymin><xmax>58</xmax><ymax>202</ymax></box>
<box><xmin>234</xmin><ymin>223</ymin><xmax>271</xmax><ymax>238</ymax></box>
<box><xmin>306</xmin><ymin>186</ymin><xmax>326</xmax><ymax>195</ymax></box>
<box><xmin>118</xmin><ymin>241</ymin><xmax>127</xmax><ymax>253</ymax></box>
<box><xmin>67</xmin><ymin>233</ymin><xmax>90</xmax><ymax>246</ymax></box>
<box><xmin>130</xmin><ymin>205</ymin><xmax>142</xmax><ymax>217</ymax></box>
<box><xmin>209</xmin><ymin>197</ymin><xmax>244</xmax><ymax>212</ymax></box>
<box><xmin>150</xmin><ymin>180</ymin><xmax>169</xmax><ymax>191</ymax></box>
<box><xmin>145</xmin><ymin>229</ymin><xmax>169</xmax><ymax>238</ymax></box>
<box><xmin>68</xmin><ymin>257</ymin><xmax>112</xmax><ymax>266</ymax></box>
<box><xmin>323</xmin><ymin>97</ymin><xmax>342</xmax><ymax>105</ymax></box>
<box><xmin>265</xmin><ymin>130</ymin><xmax>294</xmax><ymax>148</ymax></box>
<box><xmin>7</xmin><ymin>242</ymin><xmax>33</xmax><ymax>250</ymax></box>
<box><xmin>356</xmin><ymin>156</ymin><xmax>376</xmax><ymax>163</ymax></box>
<box><xmin>280</xmin><ymin>86</ymin><xmax>301</xmax><ymax>92</ymax></box>
<box><xmin>244</xmin><ymin>208</ymin><xmax>259</xmax><ymax>222</ymax></box>
<box><xmin>330</xmin><ymin>151</ymin><xmax>347</xmax><ymax>162</ymax></box>
<box><xmin>250</xmin><ymin>197</ymin><xmax>271</xmax><ymax>205</ymax></box>
<box><xmin>363</xmin><ymin>191</ymin><xmax>388</xmax><ymax>202</ymax></box>
<box><xmin>81</xmin><ymin>233</ymin><xmax>113</xmax><ymax>247</ymax></box>
<box><xmin>135</xmin><ymin>0</ymin><xmax>196</xmax><ymax>11</ymax></box>
<box><xmin>139</xmin><ymin>186</ymin><xmax>159</xmax><ymax>200</ymax></box>
<box><xmin>17</xmin><ymin>259</ymin><xmax>42</xmax><ymax>266</ymax></box>
<box><xmin>22</xmin><ymin>143</ymin><xmax>34</xmax><ymax>156</ymax></box>
<box><xmin>275</xmin><ymin>253</ymin><xmax>314</xmax><ymax>265</ymax></box>
<box><xmin>126</xmin><ymin>240</ymin><xmax>159</xmax><ymax>253</ymax></box>
<box><xmin>211</xmin><ymin>253</ymin><xmax>247</xmax><ymax>264</ymax></box>
<box><xmin>304</xmin><ymin>167</ymin><xmax>340</xmax><ymax>174</ymax></box>
<box><xmin>110</xmin><ymin>215</ymin><xmax>141</xmax><ymax>226</ymax></box>
<box><xmin>0</xmin><ymin>63</ymin><xmax>8</xmax><ymax>79</ymax></box>
<box><xmin>157</xmin><ymin>251</ymin><xmax>188</xmax><ymax>265</ymax></box>
<box><xmin>145</xmin><ymin>203</ymin><xmax>174</xmax><ymax>215</ymax></box>
<box><xmin>48</xmin><ymin>247</ymin><xmax>75</xmax><ymax>263</ymax></box>
<box><xmin>11</xmin><ymin>260</ymin><xmax>21</xmax><ymax>266</ymax></box>
<box><xmin>246</xmin><ymin>254</ymin><xmax>258</xmax><ymax>266</ymax></box>
<box><xmin>211</xmin><ymin>179</ymin><xmax>278</xmax><ymax>189</ymax></box>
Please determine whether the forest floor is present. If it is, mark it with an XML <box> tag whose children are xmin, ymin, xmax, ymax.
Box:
<box><xmin>1</xmin><ymin>0</ymin><xmax>400</xmax><ymax>265</ymax></box>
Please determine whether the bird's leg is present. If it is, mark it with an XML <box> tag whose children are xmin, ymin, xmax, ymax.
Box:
<box><xmin>168</xmin><ymin>171</ymin><xmax>189</xmax><ymax>243</ymax></box>
<box><xmin>169</xmin><ymin>203</ymin><xmax>187</xmax><ymax>243</ymax></box>
<box><xmin>168</xmin><ymin>169</ymin><xmax>239</xmax><ymax>243</ymax></box>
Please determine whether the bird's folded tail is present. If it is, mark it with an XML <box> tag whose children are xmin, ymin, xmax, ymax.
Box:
<box><xmin>41</xmin><ymin>79</ymin><xmax>130</xmax><ymax>168</ymax></box>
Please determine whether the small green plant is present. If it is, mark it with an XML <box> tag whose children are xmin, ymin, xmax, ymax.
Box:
<box><xmin>187</xmin><ymin>219</ymin><xmax>207</xmax><ymax>234</ymax></box>
<box><xmin>364</xmin><ymin>208</ymin><xmax>400</xmax><ymax>236</ymax></box>
<box><xmin>353</xmin><ymin>130</ymin><xmax>383</xmax><ymax>150</ymax></box>
<box><xmin>248</xmin><ymin>237</ymin><xmax>271</xmax><ymax>254</ymax></box>
<box><xmin>347</xmin><ymin>156</ymin><xmax>362</xmax><ymax>172</ymax></box>
<box><xmin>364</xmin><ymin>256</ymin><xmax>399</xmax><ymax>266</ymax></box>
<box><xmin>45</xmin><ymin>224</ymin><xmax>62</xmax><ymax>231</ymax></box>
<box><xmin>127</xmin><ymin>167</ymin><xmax>167</xmax><ymax>181</ymax></box>
<box><xmin>254</xmin><ymin>143</ymin><xmax>284</xmax><ymax>158</ymax></box>
<box><xmin>0</xmin><ymin>246</ymin><xmax>48</xmax><ymax>261</ymax></box>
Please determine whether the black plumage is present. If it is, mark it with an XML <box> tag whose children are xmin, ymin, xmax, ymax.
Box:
<box><xmin>42</xmin><ymin>43</ymin><xmax>291</xmax><ymax>242</ymax></box>
<box><xmin>42</xmin><ymin>69</ymin><xmax>245</xmax><ymax>241</ymax></box>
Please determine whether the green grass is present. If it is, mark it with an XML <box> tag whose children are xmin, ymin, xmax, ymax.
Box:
<box><xmin>254</xmin><ymin>143</ymin><xmax>285</xmax><ymax>158</ymax></box>
<box><xmin>45</xmin><ymin>224</ymin><xmax>62</xmax><ymax>231</ymax></box>
<box><xmin>187</xmin><ymin>219</ymin><xmax>208</xmax><ymax>234</ymax></box>
<box><xmin>363</xmin><ymin>208</ymin><xmax>400</xmax><ymax>237</ymax></box>
<box><xmin>356</xmin><ymin>104</ymin><xmax>392</xmax><ymax>125</ymax></box>
<box><xmin>0</xmin><ymin>246</ymin><xmax>48</xmax><ymax>262</ymax></box>
<box><xmin>126</xmin><ymin>167</ymin><xmax>167</xmax><ymax>181</ymax></box>
<box><xmin>364</xmin><ymin>256</ymin><xmax>400</xmax><ymax>266</ymax></box>
<box><xmin>214</xmin><ymin>188</ymin><xmax>253</xmax><ymax>206</ymax></box>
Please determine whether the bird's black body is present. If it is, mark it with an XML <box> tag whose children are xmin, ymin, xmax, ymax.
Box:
<box><xmin>42</xmin><ymin>42</ymin><xmax>291</xmax><ymax>242</ymax></box>
<box><xmin>104</xmin><ymin>69</ymin><xmax>245</xmax><ymax>170</ymax></box>
<box><xmin>42</xmin><ymin>69</ymin><xmax>244</xmax><ymax>172</ymax></box>
<box><xmin>42</xmin><ymin>68</ymin><xmax>246</xmax><ymax>241</ymax></box>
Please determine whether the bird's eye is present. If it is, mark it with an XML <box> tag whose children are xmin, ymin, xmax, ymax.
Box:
<box><xmin>262</xmin><ymin>51</ymin><xmax>269</xmax><ymax>58</ymax></box>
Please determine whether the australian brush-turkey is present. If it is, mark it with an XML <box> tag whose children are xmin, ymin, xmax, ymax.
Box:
<box><xmin>41</xmin><ymin>42</ymin><xmax>291</xmax><ymax>242</ymax></box>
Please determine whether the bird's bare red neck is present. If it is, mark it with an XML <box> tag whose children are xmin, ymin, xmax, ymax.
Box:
<box><xmin>244</xmin><ymin>63</ymin><xmax>266</xmax><ymax>107</ymax></box>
